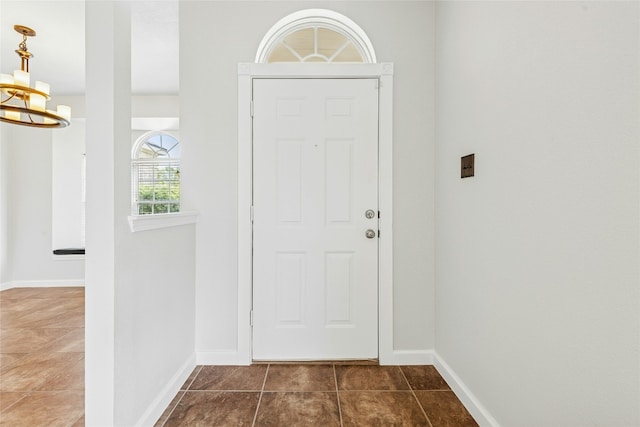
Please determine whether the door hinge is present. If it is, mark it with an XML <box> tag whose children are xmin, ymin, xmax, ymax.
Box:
<box><xmin>250</xmin><ymin>309</ymin><xmax>254</xmax><ymax>327</ymax></box>
<box><xmin>251</xmin><ymin>205</ymin><xmax>254</xmax><ymax>222</ymax></box>
<box><xmin>250</xmin><ymin>100</ymin><xmax>254</xmax><ymax>117</ymax></box>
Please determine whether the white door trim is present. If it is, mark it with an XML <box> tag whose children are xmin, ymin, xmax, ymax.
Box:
<box><xmin>237</xmin><ymin>62</ymin><xmax>394</xmax><ymax>364</ymax></box>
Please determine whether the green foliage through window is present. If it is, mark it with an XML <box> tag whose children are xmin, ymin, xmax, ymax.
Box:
<box><xmin>132</xmin><ymin>132</ymin><xmax>180</xmax><ymax>215</ymax></box>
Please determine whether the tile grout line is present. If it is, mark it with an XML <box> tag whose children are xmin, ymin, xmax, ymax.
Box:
<box><xmin>251</xmin><ymin>363</ymin><xmax>270</xmax><ymax>427</ymax></box>
<box><xmin>183</xmin><ymin>366</ymin><xmax>203</xmax><ymax>391</ymax></box>
<box><xmin>157</xmin><ymin>365</ymin><xmax>203</xmax><ymax>427</ymax></box>
<box><xmin>157</xmin><ymin>390</ymin><xmax>185</xmax><ymax>427</ymax></box>
<box><xmin>0</xmin><ymin>392</ymin><xmax>31</xmax><ymax>414</ymax></box>
<box><xmin>398</xmin><ymin>366</ymin><xmax>434</xmax><ymax>427</ymax></box>
<box><xmin>333</xmin><ymin>364</ymin><xmax>344</xmax><ymax>427</ymax></box>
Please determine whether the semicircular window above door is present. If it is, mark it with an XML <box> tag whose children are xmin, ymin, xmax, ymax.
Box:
<box><xmin>255</xmin><ymin>9</ymin><xmax>377</xmax><ymax>64</ymax></box>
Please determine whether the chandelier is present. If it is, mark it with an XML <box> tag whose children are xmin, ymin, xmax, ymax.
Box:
<box><xmin>0</xmin><ymin>25</ymin><xmax>70</xmax><ymax>128</ymax></box>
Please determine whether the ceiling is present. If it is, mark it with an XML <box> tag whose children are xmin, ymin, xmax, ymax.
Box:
<box><xmin>0</xmin><ymin>0</ymin><xmax>179</xmax><ymax>95</ymax></box>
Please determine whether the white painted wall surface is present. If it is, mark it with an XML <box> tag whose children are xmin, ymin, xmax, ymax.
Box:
<box><xmin>435</xmin><ymin>2</ymin><xmax>640</xmax><ymax>426</ymax></box>
<box><xmin>85</xmin><ymin>3</ymin><xmax>195</xmax><ymax>425</ymax></box>
<box><xmin>0</xmin><ymin>126</ymin><xmax>8</xmax><ymax>284</ymax></box>
<box><xmin>2</xmin><ymin>125</ymin><xmax>84</xmax><ymax>285</ymax></box>
<box><xmin>180</xmin><ymin>0</ymin><xmax>436</xmax><ymax>360</ymax></box>
<box><xmin>52</xmin><ymin>119</ymin><xmax>86</xmax><ymax>250</ymax></box>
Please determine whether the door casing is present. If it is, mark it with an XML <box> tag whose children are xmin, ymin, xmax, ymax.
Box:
<box><xmin>237</xmin><ymin>62</ymin><xmax>394</xmax><ymax>364</ymax></box>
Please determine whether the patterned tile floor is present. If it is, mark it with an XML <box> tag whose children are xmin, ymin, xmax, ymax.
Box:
<box><xmin>0</xmin><ymin>287</ymin><xmax>85</xmax><ymax>427</ymax></box>
<box><xmin>0</xmin><ymin>287</ymin><xmax>478</xmax><ymax>427</ymax></box>
<box><xmin>155</xmin><ymin>364</ymin><xmax>478</xmax><ymax>426</ymax></box>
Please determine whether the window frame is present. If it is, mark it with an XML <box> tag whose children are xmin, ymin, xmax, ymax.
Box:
<box><xmin>131</xmin><ymin>130</ymin><xmax>181</xmax><ymax>216</ymax></box>
<box><xmin>128</xmin><ymin>130</ymin><xmax>197</xmax><ymax>232</ymax></box>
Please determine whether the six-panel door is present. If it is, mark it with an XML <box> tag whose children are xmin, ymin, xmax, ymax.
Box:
<box><xmin>252</xmin><ymin>78</ymin><xmax>379</xmax><ymax>360</ymax></box>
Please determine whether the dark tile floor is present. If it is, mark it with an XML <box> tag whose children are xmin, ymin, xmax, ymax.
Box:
<box><xmin>0</xmin><ymin>288</ymin><xmax>478</xmax><ymax>427</ymax></box>
<box><xmin>155</xmin><ymin>364</ymin><xmax>478</xmax><ymax>427</ymax></box>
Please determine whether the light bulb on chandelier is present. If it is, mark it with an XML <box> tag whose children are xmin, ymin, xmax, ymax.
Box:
<box><xmin>0</xmin><ymin>25</ymin><xmax>70</xmax><ymax>128</ymax></box>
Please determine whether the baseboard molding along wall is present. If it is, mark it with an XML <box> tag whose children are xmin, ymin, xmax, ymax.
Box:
<box><xmin>434</xmin><ymin>352</ymin><xmax>500</xmax><ymax>427</ymax></box>
<box><xmin>1</xmin><ymin>279</ymin><xmax>85</xmax><ymax>291</ymax></box>
<box><xmin>135</xmin><ymin>353</ymin><xmax>196</xmax><ymax>427</ymax></box>
<box><xmin>384</xmin><ymin>349</ymin><xmax>435</xmax><ymax>366</ymax></box>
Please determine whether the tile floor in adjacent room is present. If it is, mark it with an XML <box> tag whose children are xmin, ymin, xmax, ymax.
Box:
<box><xmin>1</xmin><ymin>287</ymin><xmax>478</xmax><ymax>427</ymax></box>
<box><xmin>0</xmin><ymin>287</ymin><xmax>85</xmax><ymax>427</ymax></box>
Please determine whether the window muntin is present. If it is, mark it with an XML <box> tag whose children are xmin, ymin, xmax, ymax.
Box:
<box><xmin>267</xmin><ymin>26</ymin><xmax>365</xmax><ymax>63</ymax></box>
<box><xmin>132</xmin><ymin>132</ymin><xmax>180</xmax><ymax>215</ymax></box>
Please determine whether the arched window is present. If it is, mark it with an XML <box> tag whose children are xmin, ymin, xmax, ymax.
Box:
<box><xmin>131</xmin><ymin>131</ymin><xmax>180</xmax><ymax>215</ymax></box>
<box><xmin>255</xmin><ymin>9</ymin><xmax>377</xmax><ymax>64</ymax></box>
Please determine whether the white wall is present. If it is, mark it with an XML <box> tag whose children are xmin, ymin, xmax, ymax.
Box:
<box><xmin>180</xmin><ymin>0</ymin><xmax>436</xmax><ymax>361</ymax></box>
<box><xmin>435</xmin><ymin>2</ymin><xmax>640</xmax><ymax>426</ymax></box>
<box><xmin>0</xmin><ymin>126</ymin><xmax>8</xmax><ymax>284</ymax></box>
<box><xmin>2</xmin><ymin>124</ymin><xmax>84</xmax><ymax>287</ymax></box>
<box><xmin>85</xmin><ymin>3</ymin><xmax>195</xmax><ymax>426</ymax></box>
<box><xmin>52</xmin><ymin>119</ymin><xmax>86</xmax><ymax>250</ymax></box>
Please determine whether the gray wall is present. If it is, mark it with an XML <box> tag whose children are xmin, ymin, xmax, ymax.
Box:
<box><xmin>180</xmin><ymin>1</ymin><xmax>437</xmax><ymax>356</ymax></box>
<box><xmin>435</xmin><ymin>2</ymin><xmax>640</xmax><ymax>425</ymax></box>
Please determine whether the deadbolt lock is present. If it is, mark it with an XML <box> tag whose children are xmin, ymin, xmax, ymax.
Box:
<box><xmin>365</xmin><ymin>209</ymin><xmax>376</xmax><ymax>219</ymax></box>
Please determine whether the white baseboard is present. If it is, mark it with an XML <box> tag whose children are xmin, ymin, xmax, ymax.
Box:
<box><xmin>1</xmin><ymin>279</ymin><xmax>85</xmax><ymax>291</ymax></box>
<box><xmin>434</xmin><ymin>352</ymin><xmax>500</xmax><ymax>427</ymax></box>
<box><xmin>380</xmin><ymin>349</ymin><xmax>435</xmax><ymax>365</ymax></box>
<box><xmin>197</xmin><ymin>350</ymin><xmax>251</xmax><ymax>365</ymax></box>
<box><xmin>135</xmin><ymin>353</ymin><xmax>196</xmax><ymax>427</ymax></box>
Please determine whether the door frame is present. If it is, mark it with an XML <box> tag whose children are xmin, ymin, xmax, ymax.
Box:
<box><xmin>237</xmin><ymin>62</ymin><xmax>394</xmax><ymax>364</ymax></box>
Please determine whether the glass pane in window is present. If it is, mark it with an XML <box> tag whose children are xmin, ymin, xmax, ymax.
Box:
<box><xmin>316</xmin><ymin>28</ymin><xmax>347</xmax><ymax>59</ymax></box>
<box><xmin>283</xmin><ymin>28</ymin><xmax>314</xmax><ymax>59</ymax></box>
<box><xmin>332</xmin><ymin>43</ymin><xmax>364</xmax><ymax>62</ymax></box>
<box><xmin>268</xmin><ymin>44</ymin><xmax>301</xmax><ymax>62</ymax></box>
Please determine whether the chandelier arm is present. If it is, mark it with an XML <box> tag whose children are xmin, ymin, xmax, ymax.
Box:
<box><xmin>22</xmin><ymin>97</ymin><xmax>35</xmax><ymax>124</ymax></box>
<box><xmin>1</xmin><ymin>92</ymin><xmax>18</xmax><ymax>104</ymax></box>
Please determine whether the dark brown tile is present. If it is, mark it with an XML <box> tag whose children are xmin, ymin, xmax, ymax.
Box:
<box><xmin>164</xmin><ymin>391</ymin><xmax>259</xmax><ymax>427</ymax></box>
<box><xmin>339</xmin><ymin>391</ymin><xmax>429</xmax><ymax>426</ymax></box>
<box><xmin>415</xmin><ymin>391</ymin><xmax>478</xmax><ymax>427</ymax></box>
<box><xmin>401</xmin><ymin>365</ymin><xmax>450</xmax><ymax>390</ymax></box>
<box><xmin>190</xmin><ymin>365</ymin><xmax>267</xmax><ymax>391</ymax></box>
<box><xmin>0</xmin><ymin>390</ymin><xmax>84</xmax><ymax>427</ymax></box>
<box><xmin>180</xmin><ymin>366</ymin><xmax>202</xmax><ymax>390</ymax></box>
<box><xmin>154</xmin><ymin>390</ymin><xmax>185</xmax><ymax>427</ymax></box>
<box><xmin>264</xmin><ymin>364</ymin><xmax>335</xmax><ymax>391</ymax></box>
<box><xmin>336</xmin><ymin>365</ymin><xmax>409</xmax><ymax>390</ymax></box>
<box><xmin>255</xmin><ymin>392</ymin><xmax>340</xmax><ymax>427</ymax></box>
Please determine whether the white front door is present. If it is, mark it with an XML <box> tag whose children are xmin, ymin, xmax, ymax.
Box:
<box><xmin>252</xmin><ymin>78</ymin><xmax>379</xmax><ymax>360</ymax></box>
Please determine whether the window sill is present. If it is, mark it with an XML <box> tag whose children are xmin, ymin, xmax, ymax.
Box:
<box><xmin>128</xmin><ymin>210</ymin><xmax>199</xmax><ymax>233</ymax></box>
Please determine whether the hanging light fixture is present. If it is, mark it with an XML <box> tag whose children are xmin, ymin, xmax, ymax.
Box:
<box><xmin>0</xmin><ymin>25</ymin><xmax>70</xmax><ymax>128</ymax></box>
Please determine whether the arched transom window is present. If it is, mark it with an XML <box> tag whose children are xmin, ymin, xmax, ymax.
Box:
<box><xmin>256</xmin><ymin>9</ymin><xmax>377</xmax><ymax>64</ymax></box>
<box><xmin>268</xmin><ymin>27</ymin><xmax>364</xmax><ymax>63</ymax></box>
<box><xmin>131</xmin><ymin>131</ymin><xmax>180</xmax><ymax>215</ymax></box>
